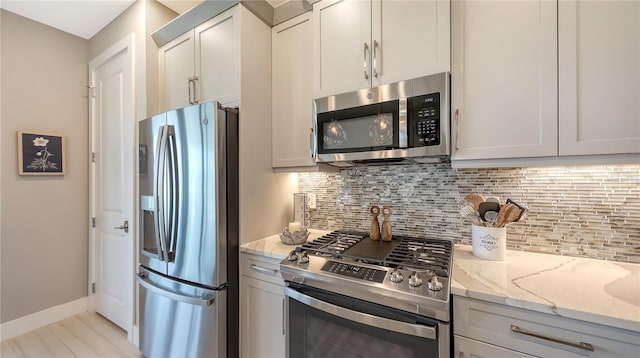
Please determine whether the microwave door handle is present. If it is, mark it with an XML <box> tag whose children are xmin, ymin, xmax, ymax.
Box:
<box><xmin>286</xmin><ymin>287</ymin><xmax>436</xmax><ymax>340</ymax></box>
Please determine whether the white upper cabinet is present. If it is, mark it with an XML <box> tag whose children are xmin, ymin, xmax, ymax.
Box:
<box><xmin>159</xmin><ymin>6</ymin><xmax>239</xmax><ymax>112</ymax></box>
<box><xmin>313</xmin><ymin>0</ymin><xmax>371</xmax><ymax>97</ymax></box>
<box><xmin>373</xmin><ymin>0</ymin><xmax>450</xmax><ymax>86</ymax></box>
<box><xmin>272</xmin><ymin>13</ymin><xmax>315</xmax><ymax>168</ymax></box>
<box><xmin>159</xmin><ymin>31</ymin><xmax>195</xmax><ymax>112</ymax></box>
<box><xmin>451</xmin><ymin>0</ymin><xmax>558</xmax><ymax>160</ymax></box>
<box><xmin>558</xmin><ymin>1</ymin><xmax>640</xmax><ymax>155</ymax></box>
<box><xmin>313</xmin><ymin>0</ymin><xmax>450</xmax><ymax>98</ymax></box>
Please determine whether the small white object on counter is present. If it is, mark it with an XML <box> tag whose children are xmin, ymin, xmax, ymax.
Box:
<box><xmin>288</xmin><ymin>222</ymin><xmax>301</xmax><ymax>232</ymax></box>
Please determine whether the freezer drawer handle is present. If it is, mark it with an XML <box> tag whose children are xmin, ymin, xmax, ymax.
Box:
<box><xmin>511</xmin><ymin>325</ymin><xmax>595</xmax><ymax>352</ymax></box>
<box><xmin>286</xmin><ymin>287</ymin><xmax>436</xmax><ymax>340</ymax></box>
<box><xmin>137</xmin><ymin>273</ymin><xmax>215</xmax><ymax>307</ymax></box>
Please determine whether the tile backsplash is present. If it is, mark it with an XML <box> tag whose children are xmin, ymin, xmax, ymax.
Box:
<box><xmin>298</xmin><ymin>163</ymin><xmax>640</xmax><ymax>263</ymax></box>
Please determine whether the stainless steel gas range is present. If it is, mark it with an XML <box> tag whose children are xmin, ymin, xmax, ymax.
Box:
<box><xmin>280</xmin><ymin>230</ymin><xmax>453</xmax><ymax>358</ymax></box>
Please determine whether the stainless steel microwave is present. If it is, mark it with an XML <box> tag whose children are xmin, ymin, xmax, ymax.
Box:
<box><xmin>314</xmin><ymin>72</ymin><xmax>450</xmax><ymax>166</ymax></box>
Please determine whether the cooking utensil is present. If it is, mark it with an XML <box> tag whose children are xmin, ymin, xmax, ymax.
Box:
<box><xmin>506</xmin><ymin>198</ymin><xmax>528</xmax><ymax>222</ymax></box>
<box><xmin>478</xmin><ymin>201</ymin><xmax>500</xmax><ymax>226</ymax></box>
<box><xmin>464</xmin><ymin>193</ymin><xmax>486</xmax><ymax>211</ymax></box>
<box><xmin>460</xmin><ymin>204</ymin><xmax>483</xmax><ymax>226</ymax></box>
<box><xmin>495</xmin><ymin>203</ymin><xmax>519</xmax><ymax>227</ymax></box>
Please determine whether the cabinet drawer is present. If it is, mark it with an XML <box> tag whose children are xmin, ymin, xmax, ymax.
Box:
<box><xmin>455</xmin><ymin>335</ymin><xmax>535</xmax><ymax>358</ymax></box>
<box><xmin>454</xmin><ymin>296</ymin><xmax>640</xmax><ymax>357</ymax></box>
<box><xmin>241</xmin><ymin>253</ymin><xmax>284</xmax><ymax>286</ymax></box>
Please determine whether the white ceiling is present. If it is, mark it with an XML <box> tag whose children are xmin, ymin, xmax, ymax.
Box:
<box><xmin>0</xmin><ymin>0</ymin><xmax>137</xmax><ymax>40</ymax></box>
<box><xmin>1</xmin><ymin>0</ymin><xmax>291</xmax><ymax>40</ymax></box>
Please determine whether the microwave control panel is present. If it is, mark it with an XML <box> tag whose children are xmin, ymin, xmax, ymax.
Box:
<box><xmin>409</xmin><ymin>93</ymin><xmax>441</xmax><ymax>147</ymax></box>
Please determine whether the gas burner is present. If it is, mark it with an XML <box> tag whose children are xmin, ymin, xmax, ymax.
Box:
<box><xmin>295</xmin><ymin>230</ymin><xmax>365</xmax><ymax>258</ymax></box>
<box><xmin>385</xmin><ymin>237</ymin><xmax>451</xmax><ymax>277</ymax></box>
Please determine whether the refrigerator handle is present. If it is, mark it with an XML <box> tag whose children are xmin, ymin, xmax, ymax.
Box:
<box><xmin>166</xmin><ymin>125</ymin><xmax>179</xmax><ymax>261</ymax></box>
<box><xmin>155</xmin><ymin>125</ymin><xmax>170</xmax><ymax>262</ymax></box>
<box><xmin>137</xmin><ymin>273</ymin><xmax>215</xmax><ymax>307</ymax></box>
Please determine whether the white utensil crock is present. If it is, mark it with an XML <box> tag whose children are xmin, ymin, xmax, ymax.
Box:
<box><xmin>471</xmin><ymin>225</ymin><xmax>506</xmax><ymax>261</ymax></box>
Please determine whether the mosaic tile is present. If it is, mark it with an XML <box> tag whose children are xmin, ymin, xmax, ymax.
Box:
<box><xmin>298</xmin><ymin>163</ymin><xmax>640</xmax><ymax>263</ymax></box>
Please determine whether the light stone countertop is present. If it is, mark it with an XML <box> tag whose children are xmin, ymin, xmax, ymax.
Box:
<box><xmin>240</xmin><ymin>229</ymin><xmax>330</xmax><ymax>260</ymax></box>
<box><xmin>452</xmin><ymin>244</ymin><xmax>640</xmax><ymax>333</ymax></box>
<box><xmin>240</xmin><ymin>232</ymin><xmax>640</xmax><ymax>333</ymax></box>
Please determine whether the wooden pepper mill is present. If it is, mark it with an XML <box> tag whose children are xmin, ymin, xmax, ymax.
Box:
<box><xmin>381</xmin><ymin>206</ymin><xmax>393</xmax><ymax>242</ymax></box>
<box><xmin>369</xmin><ymin>205</ymin><xmax>381</xmax><ymax>241</ymax></box>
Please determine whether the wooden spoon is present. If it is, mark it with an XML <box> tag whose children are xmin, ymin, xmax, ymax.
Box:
<box><xmin>496</xmin><ymin>203</ymin><xmax>520</xmax><ymax>227</ymax></box>
<box><xmin>464</xmin><ymin>193</ymin><xmax>486</xmax><ymax>211</ymax></box>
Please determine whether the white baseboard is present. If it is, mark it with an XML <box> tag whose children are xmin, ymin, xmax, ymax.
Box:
<box><xmin>0</xmin><ymin>297</ymin><xmax>88</xmax><ymax>341</ymax></box>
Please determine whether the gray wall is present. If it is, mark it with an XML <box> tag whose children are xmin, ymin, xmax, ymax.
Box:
<box><xmin>0</xmin><ymin>10</ymin><xmax>90</xmax><ymax>323</ymax></box>
<box><xmin>299</xmin><ymin>163</ymin><xmax>640</xmax><ymax>263</ymax></box>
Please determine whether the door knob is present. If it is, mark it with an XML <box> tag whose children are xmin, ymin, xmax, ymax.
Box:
<box><xmin>114</xmin><ymin>220</ymin><xmax>129</xmax><ymax>233</ymax></box>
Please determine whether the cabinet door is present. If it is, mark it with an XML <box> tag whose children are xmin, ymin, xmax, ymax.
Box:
<box><xmin>559</xmin><ymin>1</ymin><xmax>640</xmax><ymax>155</ymax></box>
<box><xmin>455</xmin><ymin>335</ymin><xmax>536</xmax><ymax>358</ymax></box>
<box><xmin>314</xmin><ymin>0</ymin><xmax>372</xmax><ymax>97</ymax></box>
<box><xmin>451</xmin><ymin>1</ymin><xmax>558</xmax><ymax>160</ymax></box>
<box><xmin>240</xmin><ymin>276</ymin><xmax>285</xmax><ymax>358</ymax></box>
<box><xmin>372</xmin><ymin>0</ymin><xmax>450</xmax><ymax>87</ymax></box>
<box><xmin>272</xmin><ymin>13</ymin><xmax>315</xmax><ymax>168</ymax></box>
<box><xmin>195</xmin><ymin>6</ymin><xmax>239</xmax><ymax>107</ymax></box>
<box><xmin>159</xmin><ymin>30</ymin><xmax>194</xmax><ymax>112</ymax></box>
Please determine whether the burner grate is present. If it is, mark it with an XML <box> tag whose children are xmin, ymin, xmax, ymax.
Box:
<box><xmin>296</xmin><ymin>230</ymin><xmax>365</xmax><ymax>257</ymax></box>
<box><xmin>385</xmin><ymin>237</ymin><xmax>452</xmax><ymax>277</ymax></box>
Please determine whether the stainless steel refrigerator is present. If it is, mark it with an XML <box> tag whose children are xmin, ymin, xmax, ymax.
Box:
<box><xmin>137</xmin><ymin>101</ymin><xmax>238</xmax><ymax>358</ymax></box>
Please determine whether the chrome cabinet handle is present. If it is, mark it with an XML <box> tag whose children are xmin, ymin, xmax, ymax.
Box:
<box><xmin>188</xmin><ymin>78</ymin><xmax>194</xmax><ymax>105</ymax></box>
<box><xmin>363</xmin><ymin>42</ymin><xmax>370</xmax><ymax>80</ymax></box>
<box><xmin>113</xmin><ymin>220</ymin><xmax>129</xmax><ymax>233</ymax></box>
<box><xmin>511</xmin><ymin>325</ymin><xmax>595</xmax><ymax>352</ymax></box>
<box><xmin>137</xmin><ymin>273</ymin><xmax>215</xmax><ymax>307</ymax></box>
<box><xmin>373</xmin><ymin>40</ymin><xmax>379</xmax><ymax>78</ymax></box>
<box><xmin>455</xmin><ymin>108</ymin><xmax>460</xmax><ymax>151</ymax></box>
<box><xmin>250</xmin><ymin>264</ymin><xmax>278</xmax><ymax>275</ymax></box>
<box><xmin>191</xmin><ymin>76</ymin><xmax>199</xmax><ymax>104</ymax></box>
<box><xmin>286</xmin><ymin>287</ymin><xmax>436</xmax><ymax>339</ymax></box>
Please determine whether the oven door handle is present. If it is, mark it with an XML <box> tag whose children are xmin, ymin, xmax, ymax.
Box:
<box><xmin>286</xmin><ymin>287</ymin><xmax>436</xmax><ymax>340</ymax></box>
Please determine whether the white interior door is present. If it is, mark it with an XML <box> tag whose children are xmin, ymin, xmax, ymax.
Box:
<box><xmin>89</xmin><ymin>34</ymin><xmax>134</xmax><ymax>335</ymax></box>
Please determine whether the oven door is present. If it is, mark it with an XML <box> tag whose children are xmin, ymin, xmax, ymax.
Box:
<box><xmin>285</xmin><ymin>284</ymin><xmax>449</xmax><ymax>358</ymax></box>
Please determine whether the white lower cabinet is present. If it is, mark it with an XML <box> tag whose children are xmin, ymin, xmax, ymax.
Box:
<box><xmin>453</xmin><ymin>296</ymin><xmax>640</xmax><ymax>358</ymax></box>
<box><xmin>240</xmin><ymin>253</ymin><xmax>285</xmax><ymax>358</ymax></box>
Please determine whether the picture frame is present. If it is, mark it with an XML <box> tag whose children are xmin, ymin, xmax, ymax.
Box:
<box><xmin>17</xmin><ymin>131</ymin><xmax>65</xmax><ymax>175</ymax></box>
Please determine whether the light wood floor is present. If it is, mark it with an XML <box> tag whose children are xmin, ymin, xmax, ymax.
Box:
<box><xmin>1</xmin><ymin>312</ymin><xmax>141</xmax><ymax>358</ymax></box>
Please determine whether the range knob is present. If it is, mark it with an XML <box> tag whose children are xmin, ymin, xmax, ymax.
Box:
<box><xmin>389</xmin><ymin>268</ymin><xmax>404</xmax><ymax>283</ymax></box>
<box><xmin>427</xmin><ymin>275</ymin><xmax>443</xmax><ymax>291</ymax></box>
<box><xmin>287</xmin><ymin>250</ymin><xmax>298</xmax><ymax>262</ymax></box>
<box><xmin>408</xmin><ymin>271</ymin><xmax>423</xmax><ymax>287</ymax></box>
<box><xmin>298</xmin><ymin>251</ymin><xmax>310</xmax><ymax>264</ymax></box>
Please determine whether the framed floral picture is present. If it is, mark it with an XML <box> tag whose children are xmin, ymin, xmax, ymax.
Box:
<box><xmin>17</xmin><ymin>131</ymin><xmax>65</xmax><ymax>175</ymax></box>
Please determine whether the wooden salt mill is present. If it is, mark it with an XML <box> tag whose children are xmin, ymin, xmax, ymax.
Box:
<box><xmin>369</xmin><ymin>206</ymin><xmax>381</xmax><ymax>241</ymax></box>
<box><xmin>381</xmin><ymin>206</ymin><xmax>392</xmax><ymax>242</ymax></box>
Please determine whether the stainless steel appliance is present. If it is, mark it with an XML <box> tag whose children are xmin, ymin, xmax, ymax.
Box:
<box><xmin>137</xmin><ymin>101</ymin><xmax>239</xmax><ymax>358</ymax></box>
<box><xmin>314</xmin><ymin>72</ymin><xmax>450</xmax><ymax>166</ymax></box>
<box><xmin>280</xmin><ymin>230</ymin><xmax>453</xmax><ymax>358</ymax></box>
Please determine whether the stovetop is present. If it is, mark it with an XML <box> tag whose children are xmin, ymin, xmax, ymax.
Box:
<box><xmin>280</xmin><ymin>230</ymin><xmax>454</xmax><ymax>322</ymax></box>
<box><xmin>295</xmin><ymin>230</ymin><xmax>452</xmax><ymax>276</ymax></box>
